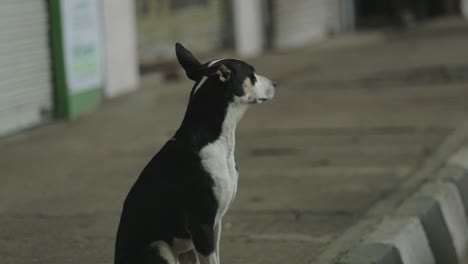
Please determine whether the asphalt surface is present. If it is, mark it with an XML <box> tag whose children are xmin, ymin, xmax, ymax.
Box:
<box><xmin>1</xmin><ymin>18</ymin><xmax>468</xmax><ymax>264</ymax></box>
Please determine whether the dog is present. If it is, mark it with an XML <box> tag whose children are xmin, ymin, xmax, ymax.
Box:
<box><xmin>114</xmin><ymin>43</ymin><xmax>276</xmax><ymax>264</ymax></box>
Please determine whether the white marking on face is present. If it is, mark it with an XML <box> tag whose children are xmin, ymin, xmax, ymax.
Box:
<box><xmin>251</xmin><ymin>74</ymin><xmax>275</xmax><ymax>103</ymax></box>
<box><xmin>243</xmin><ymin>77</ymin><xmax>254</xmax><ymax>94</ymax></box>
<box><xmin>236</xmin><ymin>74</ymin><xmax>275</xmax><ymax>104</ymax></box>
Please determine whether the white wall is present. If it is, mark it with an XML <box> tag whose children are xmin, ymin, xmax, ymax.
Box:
<box><xmin>274</xmin><ymin>0</ymin><xmax>328</xmax><ymax>49</ymax></box>
<box><xmin>273</xmin><ymin>0</ymin><xmax>355</xmax><ymax>50</ymax></box>
<box><xmin>101</xmin><ymin>0</ymin><xmax>139</xmax><ymax>98</ymax></box>
<box><xmin>233</xmin><ymin>0</ymin><xmax>264</xmax><ymax>57</ymax></box>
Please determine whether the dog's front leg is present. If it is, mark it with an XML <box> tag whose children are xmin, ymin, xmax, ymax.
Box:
<box><xmin>197</xmin><ymin>252</ymin><xmax>217</xmax><ymax>264</ymax></box>
<box><xmin>191</xmin><ymin>224</ymin><xmax>218</xmax><ymax>264</ymax></box>
<box><xmin>214</xmin><ymin>221</ymin><xmax>222</xmax><ymax>264</ymax></box>
<box><xmin>178</xmin><ymin>249</ymin><xmax>199</xmax><ymax>264</ymax></box>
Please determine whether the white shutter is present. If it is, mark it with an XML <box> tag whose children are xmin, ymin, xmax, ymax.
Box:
<box><xmin>0</xmin><ymin>0</ymin><xmax>53</xmax><ymax>136</ymax></box>
<box><xmin>273</xmin><ymin>0</ymin><xmax>328</xmax><ymax>49</ymax></box>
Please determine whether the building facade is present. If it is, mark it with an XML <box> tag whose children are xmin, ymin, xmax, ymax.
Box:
<box><xmin>232</xmin><ymin>0</ymin><xmax>466</xmax><ymax>55</ymax></box>
<box><xmin>230</xmin><ymin>0</ymin><xmax>355</xmax><ymax>56</ymax></box>
<box><xmin>0</xmin><ymin>0</ymin><xmax>139</xmax><ymax>137</ymax></box>
<box><xmin>1</xmin><ymin>0</ymin><xmax>466</xmax><ymax>137</ymax></box>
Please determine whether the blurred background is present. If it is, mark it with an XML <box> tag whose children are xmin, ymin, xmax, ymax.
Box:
<box><xmin>0</xmin><ymin>0</ymin><xmax>467</xmax><ymax>136</ymax></box>
<box><xmin>1</xmin><ymin>1</ymin><xmax>468</xmax><ymax>263</ymax></box>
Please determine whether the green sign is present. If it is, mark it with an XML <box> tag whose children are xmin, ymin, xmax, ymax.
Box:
<box><xmin>49</xmin><ymin>0</ymin><xmax>103</xmax><ymax>118</ymax></box>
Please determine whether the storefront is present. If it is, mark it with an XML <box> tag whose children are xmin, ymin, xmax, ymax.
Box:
<box><xmin>0</xmin><ymin>0</ymin><xmax>139</xmax><ymax>138</ymax></box>
<box><xmin>0</xmin><ymin>0</ymin><xmax>103</xmax><ymax>137</ymax></box>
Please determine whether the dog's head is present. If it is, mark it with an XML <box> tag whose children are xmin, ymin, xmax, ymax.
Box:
<box><xmin>175</xmin><ymin>43</ymin><xmax>276</xmax><ymax>105</ymax></box>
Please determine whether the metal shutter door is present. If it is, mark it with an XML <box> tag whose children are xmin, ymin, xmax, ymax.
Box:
<box><xmin>0</xmin><ymin>0</ymin><xmax>53</xmax><ymax>137</ymax></box>
<box><xmin>273</xmin><ymin>0</ymin><xmax>328</xmax><ymax>49</ymax></box>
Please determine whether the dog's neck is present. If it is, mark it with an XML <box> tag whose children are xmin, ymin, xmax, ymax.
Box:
<box><xmin>217</xmin><ymin>102</ymin><xmax>248</xmax><ymax>154</ymax></box>
<box><xmin>174</xmin><ymin>81</ymin><xmax>248</xmax><ymax>153</ymax></box>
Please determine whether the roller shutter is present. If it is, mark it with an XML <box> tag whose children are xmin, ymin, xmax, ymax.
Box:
<box><xmin>0</xmin><ymin>0</ymin><xmax>53</xmax><ymax>136</ymax></box>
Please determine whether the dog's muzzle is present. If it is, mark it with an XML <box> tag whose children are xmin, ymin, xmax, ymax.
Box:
<box><xmin>251</xmin><ymin>76</ymin><xmax>276</xmax><ymax>104</ymax></box>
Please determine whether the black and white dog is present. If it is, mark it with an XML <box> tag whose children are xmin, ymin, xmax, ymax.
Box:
<box><xmin>114</xmin><ymin>43</ymin><xmax>276</xmax><ymax>264</ymax></box>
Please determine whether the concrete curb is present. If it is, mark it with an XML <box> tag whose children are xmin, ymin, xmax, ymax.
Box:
<box><xmin>339</xmin><ymin>156</ymin><xmax>468</xmax><ymax>264</ymax></box>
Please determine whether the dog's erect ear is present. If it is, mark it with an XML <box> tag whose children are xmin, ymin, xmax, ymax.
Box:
<box><xmin>199</xmin><ymin>64</ymin><xmax>232</xmax><ymax>83</ymax></box>
<box><xmin>175</xmin><ymin>43</ymin><xmax>203</xmax><ymax>81</ymax></box>
<box><xmin>176</xmin><ymin>43</ymin><xmax>232</xmax><ymax>82</ymax></box>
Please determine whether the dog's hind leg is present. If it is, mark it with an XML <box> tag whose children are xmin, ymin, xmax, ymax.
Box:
<box><xmin>178</xmin><ymin>249</ymin><xmax>199</xmax><ymax>264</ymax></box>
<box><xmin>143</xmin><ymin>241</ymin><xmax>177</xmax><ymax>264</ymax></box>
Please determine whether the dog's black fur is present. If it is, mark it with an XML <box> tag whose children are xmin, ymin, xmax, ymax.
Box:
<box><xmin>114</xmin><ymin>43</ymin><xmax>263</xmax><ymax>264</ymax></box>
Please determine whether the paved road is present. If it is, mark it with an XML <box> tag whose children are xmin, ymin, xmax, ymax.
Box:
<box><xmin>1</xmin><ymin>18</ymin><xmax>468</xmax><ymax>263</ymax></box>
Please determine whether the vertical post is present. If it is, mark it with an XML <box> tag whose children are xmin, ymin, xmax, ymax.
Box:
<box><xmin>324</xmin><ymin>0</ymin><xmax>355</xmax><ymax>34</ymax></box>
<box><xmin>463</xmin><ymin>0</ymin><xmax>468</xmax><ymax>18</ymax></box>
<box><xmin>101</xmin><ymin>0</ymin><xmax>140</xmax><ymax>98</ymax></box>
<box><xmin>233</xmin><ymin>0</ymin><xmax>264</xmax><ymax>57</ymax></box>
<box><xmin>341</xmin><ymin>0</ymin><xmax>356</xmax><ymax>31</ymax></box>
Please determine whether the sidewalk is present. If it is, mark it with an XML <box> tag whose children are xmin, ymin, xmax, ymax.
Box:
<box><xmin>1</xmin><ymin>17</ymin><xmax>468</xmax><ymax>264</ymax></box>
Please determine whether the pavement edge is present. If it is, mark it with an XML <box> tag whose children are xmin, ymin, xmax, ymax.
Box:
<box><xmin>339</xmin><ymin>149</ymin><xmax>468</xmax><ymax>264</ymax></box>
<box><xmin>316</xmin><ymin>123</ymin><xmax>468</xmax><ymax>264</ymax></box>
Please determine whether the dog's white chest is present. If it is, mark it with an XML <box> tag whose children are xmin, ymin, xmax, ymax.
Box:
<box><xmin>199</xmin><ymin>137</ymin><xmax>238</xmax><ymax>221</ymax></box>
<box><xmin>199</xmin><ymin>102</ymin><xmax>246</xmax><ymax>222</ymax></box>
